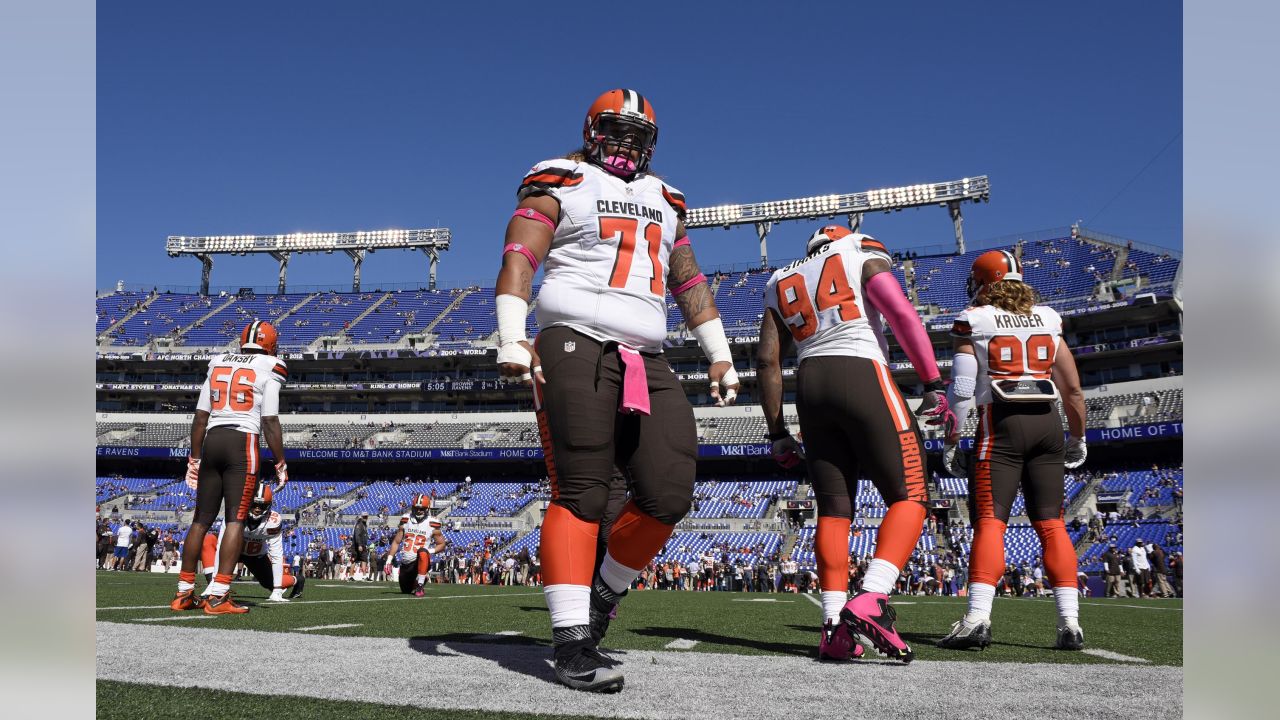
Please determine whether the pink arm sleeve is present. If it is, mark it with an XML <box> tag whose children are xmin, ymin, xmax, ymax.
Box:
<box><xmin>863</xmin><ymin>271</ymin><xmax>941</xmax><ymax>384</ymax></box>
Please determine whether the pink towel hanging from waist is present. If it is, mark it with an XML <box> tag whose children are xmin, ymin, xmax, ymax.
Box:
<box><xmin>617</xmin><ymin>345</ymin><xmax>651</xmax><ymax>416</ymax></box>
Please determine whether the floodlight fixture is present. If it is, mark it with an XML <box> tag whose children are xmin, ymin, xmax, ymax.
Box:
<box><xmin>684</xmin><ymin>176</ymin><xmax>989</xmax><ymax>263</ymax></box>
<box><xmin>165</xmin><ymin>227</ymin><xmax>452</xmax><ymax>294</ymax></box>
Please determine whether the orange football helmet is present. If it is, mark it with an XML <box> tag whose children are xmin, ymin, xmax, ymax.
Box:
<box><xmin>410</xmin><ymin>493</ymin><xmax>432</xmax><ymax>522</ymax></box>
<box><xmin>582</xmin><ymin>89</ymin><xmax>659</xmax><ymax>177</ymax></box>
<box><xmin>240</xmin><ymin>319</ymin><xmax>279</xmax><ymax>356</ymax></box>
<box><xmin>805</xmin><ymin>225</ymin><xmax>854</xmax><ymax>254</ymax></box>
<box><xmin>248</xmin><ymin>483</ymin><xmax>273</xmax><ymax>522</ymax></box>
<box><xmin>967</xmin><ymin>250</ymin><xmax>1024</xmax><ymax>298</ymax></box>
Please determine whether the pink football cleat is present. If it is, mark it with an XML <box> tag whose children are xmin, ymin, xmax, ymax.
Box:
<box><xmin>840</xmin><ymin>592</ymin><xmax>914</xmax><ymax>663</ymax></box>
<box><xmin>818</xmin><ymin>618</ymin><xmax>865</xmax><ymax>661</ymax></box>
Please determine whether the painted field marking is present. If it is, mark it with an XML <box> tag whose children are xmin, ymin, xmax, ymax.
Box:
<box><xmin>664</xmin><ymin>639</ymin><xmax>699</xmax><ymax>650</ymax></box>
<box><xmin>469</xmin><ymin>630</ymin><xmax>524</xmax><ymax>640</ymax></box>
<box><xmin>294</xmin><ymin>624</ymin><xmax>363</xmax><ymax>632</ymax></box>
<box><xmin>1082</xmin><ymin>649</ymin><xmax>1150</xmax><ymax>663</ymax></box>
<box><xmin>98</xmin><ymin>591</ymin><xmax>543</xmax><ymax>612</ymax></box>
<box><xmin>732</xmin><ymin>598</ymin><xmax>795</xmax><ymax>603</ymax></box>
<box><xmin>130</xmin><ymin>615</ymin><xmax>216</xmax><ymax>623</ymax></box>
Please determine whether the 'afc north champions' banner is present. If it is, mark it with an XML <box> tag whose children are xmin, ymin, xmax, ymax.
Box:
<box><xmin>97</xmin><ymin>421</ymin><xmax>1182</xmax><ymax>461</ymax></box>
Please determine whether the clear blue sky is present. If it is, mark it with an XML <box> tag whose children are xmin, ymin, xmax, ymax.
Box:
<box><xmin>98</xmin><ymin>1</ymin><xmax>1181</xmax><ymax>292</ymax></box>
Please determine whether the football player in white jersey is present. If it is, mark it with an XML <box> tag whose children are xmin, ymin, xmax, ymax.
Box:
<box><xmin>385</xmin><ymin>494</ymin><xmax>446</xmax><ymax>597</ymax></box>
<box><xmin>492</xmin><ymin>89</ymin><xmax>738</xmax><ymax>692</ymax></box>
<box><xmin>201</xmin><ymin>484</ymin><xmax>304</xmax><ymax>602</ymax></box>
<box><xmin>171</xmin><ymin>320</ymin><xmax>290</xmax><ymax>615</ymax></box>
<box><xmin>937</xmin><ymin>250</ymin><xmax>1088</xmax><ymax>651</ymax></box>
<box><xmin>757</xmin><ymin>225</ymin><xmax>954</xmax><ymax>663</ymax></box>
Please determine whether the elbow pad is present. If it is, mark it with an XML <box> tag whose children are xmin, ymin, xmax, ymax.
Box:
<box><xmin>950</xmin><ymin>352</ymin><xmax>978</xmax><ymax>399</ymax></box>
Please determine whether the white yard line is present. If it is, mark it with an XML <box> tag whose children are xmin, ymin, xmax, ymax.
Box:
<box><xmin>1082</xmin><ymin>648</ymin><xmax>1150</xmax><ymax>663</ymax></box>
<box><xmin>98</xmin><ymin>591</ymin><xmax>543</xmax><ymax>612</ymax></box>
<box><xmin>294</xmin><ymin>624</ymin><xmax>363</xmax><ymax>632</ymax></box>
<box><xmin>802</xmin><ymin>593</ymin><xmax>822</xmax><ymax>609</ymax></box>
<box><xmin>96</xmin><ymin>621</ymin><xmax>1183</xmax><ymax>720</ymax></box>
<box><xmin>664</xmin><ymin>639</ymin><xmax>700</xmax><ymax>650</ymax></box>
<box><xmin>731</xmin><ymin>598</ymin><xmax>795</xmax><ymax>603</ymax></box>
<box><xmin>129</xmin><ymin>615</ymin><xmax>216</xmax><ymax>622</ymax></box>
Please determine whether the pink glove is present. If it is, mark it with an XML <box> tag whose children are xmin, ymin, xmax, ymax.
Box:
<box><xmin>770</xmin><ymin>433</ymin><xmax>805</xmax><ymax>469</ymax></box>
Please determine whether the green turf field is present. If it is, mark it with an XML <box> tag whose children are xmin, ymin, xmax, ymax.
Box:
<box><xmin>96</xmin><ymin>571</ymin><xmax>1182</xmax><ymax>719</ymax></box>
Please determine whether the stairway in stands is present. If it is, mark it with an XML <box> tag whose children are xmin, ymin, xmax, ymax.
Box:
<box><xmin>98</xmin><ymin>293</ymin><xmax>159</xmax><ymax>344</ymax></box>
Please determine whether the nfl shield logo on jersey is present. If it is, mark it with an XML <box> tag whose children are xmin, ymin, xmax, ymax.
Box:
<box><xmin>564</xmin><ymin>341</ymin><xmax>576</xmax><ymax>352</ymax></box>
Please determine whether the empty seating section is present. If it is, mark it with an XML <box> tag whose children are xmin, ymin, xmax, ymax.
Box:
<box><xmin>656</xmin><ymin>531</ymin><xmax>781</xmax><ymax>566</ymax></box>
<box><xmin>345</xmin><ymin>289</ymin><xmax>460</xmax><ymax>344</ymax></box>
<box><xmin>698</xmin><ymin>415</ymin><xmax>798</xmax><ymax>444</ymax></box>
<box><xmin>1018</xmin><ymin>238</ymin><xmax>1117</xmax><ymax>301</ymax></box>
<box><xmin>1098</xmin><ymin>469</ymin><xmax>1183</xmax><ymax>506</ymax></box>
<box><xmin>937</xmin><ymin>476</ymin><xmax>968</xmax><ymax>497</ymax></box>
<box><xmin>341</xmin><ymin>482</ymin><xmax>461</xmax><ymax>517</ymax></box>
<box><xmin>713</xmin><ymin>271</ymin><xmax>772</xmax><ymax>337</ymax></box>
<box><xmin>450</xmin><ymin>482</ymin><xmax>541</xmax><ymax>517</ymax></box>
<box><xmin>183</xmin><ymin>294</ymin><xmax>293</xmax><ymax>347</ymax></box>
<box><xmin>1122</xmin><ymin>248</ymin><xmax>1180</xmax><ymax>287</ymax></box>
<box><xmin>1087</xmin><ymin>390</ymin><xmax>1183</xmax><ymax>426</ymax></box>
<box><xmin>803</xmin><ymin>480</ymin><xmax>890</xmax><ymax>518</ymax></box>
<box><xmin>97</xmin><ymin>476</ymin><xmax>173</xmax><ymax>503</ymax></box>
<box><xmin>689</xmin><ymin>479</ymin><xmax>794</xmax><ymax>519</ymax></box>
<box><xmin>276</xmin><ymin>293</ymin><xmax>381</xmax><ymax>349</ymax></box>
<box><xmin>128</xmin><ymin>481</ymin><xmax>196</xmax><ymax>511</ymax></box>
<box><xmin>107</xmin><ymin>294</ymin><xmax>219</xmax><ymax>346</ymax></box>
<box><xmin>96</xmin><ymin>292</ymin><xmax>150</xmax><ymax>335</ymax></box>
<box><xmin>432</xmin><ymin>289</ymin><xmax>498</xmax><ymax>342</ymax></box>
<box><xmin>793</xmin><ymin>525</ymin><xmax>935</xmax><ymax>567</ymax></box>
<box><xmin>273</xmin><ymin>481</ymin><xmax>361</xmax><ymax>512</ymax></box>
<box><xmin>948</xmin><ymin>523</ymin><xmax>1045</xmax><ymax>565</ymax></box>
<box><xmin>96</xmin><ymin>237</ymin><xmax>1179</xmax><ymax>352</ymax></box>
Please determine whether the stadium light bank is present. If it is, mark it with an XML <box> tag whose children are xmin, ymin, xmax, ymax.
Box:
<box><xmin>166</xmin><ymin>227</ymin><xmax>452</xmax><ymax>294</ymax></box>
<box><xmin>684</xmin><ymin>175</ymin><xmax>990</xmax><ymax>265</ymax></box>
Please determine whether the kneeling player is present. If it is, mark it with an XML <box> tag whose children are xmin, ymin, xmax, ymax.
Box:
<box><xmin>385</xmin><ymin>494</ymin><xmax>446</xmax><ymax>596</ymax></box>
<box><xmin>202</xmin><ymin>484</ymin><xmax>304</xmax><ymax>602</ymax></box>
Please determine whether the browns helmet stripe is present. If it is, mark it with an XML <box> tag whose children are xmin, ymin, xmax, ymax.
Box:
<box><xmin>1000</xmin><ymin>250</ymin><xmax>1023</xmax><ymax>280</ymax></box>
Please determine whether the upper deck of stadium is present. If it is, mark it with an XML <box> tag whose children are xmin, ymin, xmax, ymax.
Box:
<box><xmin>96</xmin><ymin>228</ymin><xmax>1180</xmax><ymax>354</ymax></box>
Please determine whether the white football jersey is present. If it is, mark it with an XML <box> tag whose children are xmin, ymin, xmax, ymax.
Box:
<box><xmin>398</xmin><ymin>512</ymin><xmax>443</xmax><ymax>558</ymax></box>
<box><xmin>225</xmin><ymin>510</ymin><xmax>283</xmax><ymax>558</ymax></box>
<box><xmin>951</xmin><ymin>303</ymin><xmax>1064</xmax><ymax>405</ymax></box>
<box><xmin>763</xmin><ymin>235</ymin><xmax>892</xmax><ymax>363</ymax></box>
<box><xmin>197</xmin><ymin>352</ymin><xmax>287</xmax><ymax>435</ymax></box>
<box><xmin>521</xmin><ymin>158</ymin><xmax>686</xmax><ymax>351</ymax></box>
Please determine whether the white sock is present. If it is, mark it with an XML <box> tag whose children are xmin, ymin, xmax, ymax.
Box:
<box><xmin>416</xmin><ymin>574</ymin><xmax>427</xmax><ymax>585</ymax></box>
<box><xmin>965</xmin><ymin>583</ymin><xmax>996</xmax><ymax>623</ymax></box>
<box><xmin>176</xmin><ymin>580</ymin><xmax>194</xmax><ymax>593</ymax></box>
<box><xmin>599</xmin><ymin>552</ymin><xmax>641</xmax><ymax>596</ymax></box>
<box><xmin>860</xmin><ymin>559</ymin><xmax>899</xmax><ymax>595</ymax></box>
<box><xmin>206</xmin><ymin>580</ymin><xmax>229</xmax><ymax>596</ymax></box>
<box><xmin>545</xmin><ymin>584</ymin><xmax>591</xmax><ymax>628</ymax></box>
<box><xmin>1054</xmin><ymin>586</ymin><xmax>1080</xmax><ymax>627</ymax></box>
<box><xmin>821</xmin><ymin>591</ymin><xmax>847</xmax><ymax>624</ymax></box>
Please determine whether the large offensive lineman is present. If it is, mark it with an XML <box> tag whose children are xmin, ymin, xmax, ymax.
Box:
<box><xmin>171</xmin><ymin>320</ymin><xmax>289</xmax><ymax>614</ymax></box>
<box><xmin>385</xmin><ymin>494</ymin><xmax>447</xmax><ymax>596</ymax></box>
<box><xmin>937</xmin><ymin>251</ymin><xmax>1088</xmax><ymax>650</ymax></box>
<box><xmin>757</xmin><ymin>226</ymin><xmax>954</xmax><ymax>663</ymax></box>
<box><xmin>493</xmin><ymin>89</ymin><xmax>739</xmax><ymax>692</ymax></box>
<box><xmin>202</xmin><ymin>484</ymin><xmax>304</xmax><ymax>602</ymax></box>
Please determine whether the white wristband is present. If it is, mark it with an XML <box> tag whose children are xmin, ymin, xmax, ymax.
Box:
<box><xmin>495</xmin><ymin>294</ymin><xmax>529</xmax><ymax>346</ymax></box>
<box><xmin>690</xmin><ymin>317</ymin><xmax>732</xmax><ymax>365</ymax></box>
